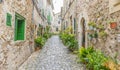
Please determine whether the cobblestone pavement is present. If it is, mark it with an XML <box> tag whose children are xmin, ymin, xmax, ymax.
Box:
<box><xmin>19</xmin><ymin>35</ymin><xmax>85</xmax><ymax>70</ymax></box>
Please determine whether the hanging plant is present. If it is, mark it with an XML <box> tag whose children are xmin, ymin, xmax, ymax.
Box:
<box><xmin>98</xmin><ymin>31</ymin><xmax>107</xmax><ymax>38</ymax></box>
<box><xmin>93</xmin><ymin>31</ymin><xmax>98</xmax><ymax>38</ymax></box>
<box><xmin>97</xmin><ymin>24</ymin><xmax>104</xmax><ymax>30</ymax></box>
<box><xmin>88</xmin><ymin>22</ymin><xmax>96</xmax><ymax>27</ymax></box>
<box><xmin>89</xmin><ymin>34</ymin><xmax>93</xmax><ymax>38</ymax></box>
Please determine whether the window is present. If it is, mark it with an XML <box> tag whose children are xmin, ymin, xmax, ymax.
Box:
<box><xmin>56</xmin><ymin>27</ymin><xmax>58</xmax><ymax>31</ymax></box>
<box><xmin>6</xmin><ymin>13</ymin><xmax>12</xmax><ymax>26</ymax></box>
<box><xmin>58</xmin><ymin>21</ymin><xmax>60</xmax><ymax>24</ymax></box>
<box><xmin>14</xmin><ymin>13</ymin><xmax>25</xmax><ymax>41</ymax></box>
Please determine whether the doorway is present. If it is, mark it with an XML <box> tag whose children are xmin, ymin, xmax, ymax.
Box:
<box><xmin>81</xmin><ymin>18</ymin><xmax>86</xmax><ymax>47</ymax></box>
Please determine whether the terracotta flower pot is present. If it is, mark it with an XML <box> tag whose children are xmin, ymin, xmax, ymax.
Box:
<box><xmin>110</xmin><ymin>22</ymin><xmax>117</xmax><ymax>29</ymax></box>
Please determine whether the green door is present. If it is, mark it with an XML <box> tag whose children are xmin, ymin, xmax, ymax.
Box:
<box><xmin>17</xmin><ymin>20</ymin><xmax>25</xmax><ymax>40</ymax></box>
<box><xmin>15</xmin><ymin>19</ymin><xmax>25</xmax><ymax>40</ymax></box>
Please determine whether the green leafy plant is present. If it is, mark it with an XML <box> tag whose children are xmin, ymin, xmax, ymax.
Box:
<box><xmin>98</xmin><ymin>31</ymin><xmax>107</xmax><ymax>38</ymax></box>
<box><xmin>67</xmin><ymin>35</ymin><xmax>78</xmax><ymax>51</ymax></box>
<box><xmin>97</xmin><ymin>24</ymin><xmax>104</xmax><ymax>30</ymax></box>
<box><xmin>93</xmin><ymin>31</ymin><xmax>98</xmax><ymax>38</ymax></box>
<box><xmin>88</xmin><ymin>22</ymin><xmax>96</xmax><ymax>27</ymax></box>
<box><xmin>77</xmin><ymin>47</ymin><xmax>95</xmax><ymax>63</ymax></box>
<box><xmin>77</xmin><ymin>47</ymin><xmax>111</xmax><ymax>70</ymax></box>
<box><xmin>60</xmin><ymin>31</ymin><xmax>78</xmax><ymax>52</ymax></box>
<box><xmin>35</xmin><ymin>36</ymin><xmax>46</xmax><ymax>49</ymax></box>
<box><xmin>107</xmin><ymin>19</ymin><xmax>116</xmax><ymax>24</ymax></box>
<box><xmin>43</xmin><ymin>32</ymin><xmax>52</xmax><ymax>39</ymax></box>
<box><xmin>86</xmin><ymin>51</ymin><xmax>109</xmax><ymax>70</ymax></box>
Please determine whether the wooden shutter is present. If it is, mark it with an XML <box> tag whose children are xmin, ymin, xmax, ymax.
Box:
<box><xmin>15</xmin><ymin>18</ymin><xmax>18</xmax><ymax>41</ymax></box>
<box><xmin>6</xmin><ymin>13</ymin><xmax>12</xmax><ymax>26</ymax></box>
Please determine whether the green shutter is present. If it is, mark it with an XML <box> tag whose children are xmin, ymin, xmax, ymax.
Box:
<box><xmin>47</xmin><ymin>13</ymin><xmax>51</xmax><ymax>23</ymax></box>
<box><xmin>15</xmin><ymin>18</ymin><xmax>18</xmax><ymax>41</ymax></box>
<box><xmin>42</xmin><ymin>9</ymin><xmax>44</xmax><ymax>16</ymax></box>
<box><xmin>6</xmin><ymin>13</ymin><xmax>12</xmax><ymax>26</ymax></box>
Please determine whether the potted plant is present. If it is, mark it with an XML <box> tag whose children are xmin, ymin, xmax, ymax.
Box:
<box><xmin>97</xmin><ymin>24</ymin><xmax>104</xmax><ymax>30</ymax></box>
<box><xmin>88</xmin><ymin>22</ymin><xmax>97</xmax><ymax>31</ymax></box>
<box><xmin>110</xmin><ymin>22</ymin><xmax>117</xmax><ymax>29</ymax></box>
<box><xmin>98</xmin><ymin>31</ymin><xmax>107</xmax><ymax>39</ymax></box>
<box><xmin>34</xmin><ymin>36</ymin><xmax>46</xmax><ymax>51</ymax></box>
<box><xmin>88</xmin><ymin>34</ymin><xmax>93</xmax><ymax>40</ymax></box>
<box><xmin>93</xmin><ymin>31</ymin><xmax>98</xmax><ymax>38</ymax></box>
<box><xmin>108</xmin><ymin>19</ymin><xmax>117</xmax><ymax>29</ymax></box>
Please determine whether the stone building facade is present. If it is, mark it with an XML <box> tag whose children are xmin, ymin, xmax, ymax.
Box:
<box><xmin>0</xmin><ymin>0</ymin><xmax>34</xmax><ymax>70</ymax></box>
<box><xmin>76</xmin><ymin>0</ymin><xmax>120</xmax><ymax>60</ymax></box>
<box><xmin>0</xmin><ymin>0</ymin><xmax>54</xmax><ymax>70</ymax></box>
<box><xmin>61</xmin><ymin>0</ymin><xmax>77</xmax><ymax>34</ymax></box>
<box><xmin>33</xmin><ymin>0</ymin><xmax>46</xmax><ymax>38</ymax></box>
<box><xmin>62</xmin><ymin>0</ymin><xmax>120</xmax><ymax>60</ymax></box>
<box><xmin>37</xmin><ymin>0</ymin><xmax>54</xmax><ymax>32</ymax></box>
<box><xmin>52</xmin><ymin>13</ymin><xmax>61</xmax><ymax>33</ymax></box>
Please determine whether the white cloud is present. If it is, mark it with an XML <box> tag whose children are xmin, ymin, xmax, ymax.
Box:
<box><xmin>53</xmin><ymin>0</ymin><xmax>63</xmax><ymax>14</ymax></box>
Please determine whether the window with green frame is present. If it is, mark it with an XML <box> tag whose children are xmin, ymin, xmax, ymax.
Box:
<box><xmin>6</xmin><ymin>13</ymin><xmax>12</xmax><ymax>26</ymax></box>
<box><xmin>14</xmin><ymin>13</ymin><xmax>25</xmax><ymax>41</ymax></box>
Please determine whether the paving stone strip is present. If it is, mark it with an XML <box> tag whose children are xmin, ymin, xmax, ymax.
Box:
<box><xmin>18</xmin><ymin>35</ymin><xmax>85</xmax><ymax>70</ymax></box>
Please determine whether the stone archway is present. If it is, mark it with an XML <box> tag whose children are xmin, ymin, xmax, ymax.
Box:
<box><xmin>77</xmin><ymin>11</ymin><xmax>89</xmax><ymax>48</ymax></box>
<box><xmin>80</xmin><ymin>18</ymin><xmax>86</xmax><ymax>47</ymax></box>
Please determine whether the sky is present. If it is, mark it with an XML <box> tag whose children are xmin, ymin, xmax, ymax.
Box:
<box><xmin>53</xmin><ymin>0</ymin><xmax>63</xmax><ymax>14</ymax></box>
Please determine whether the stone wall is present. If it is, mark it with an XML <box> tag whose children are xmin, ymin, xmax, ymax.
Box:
<box><xmin>33</xmin><ymin>6</ymin><xmax>44</xmax><ymax>38</ymax></box>
<box><xmin>77</xmin><ymin>0</ymin><xmax>120</xmax><ymax>60</ymax></box>
<box><xmin>0</xmin><ymin>0</ymin><xmax>34</xmax><ymax>70</ymax></box>
<box><xmin>62</xmin><ymin>0</ymin><xmax>77</xmax><ymax>34</ymax></box>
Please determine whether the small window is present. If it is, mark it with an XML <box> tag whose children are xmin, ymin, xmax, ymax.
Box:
<box><xmin>15</xmin><ymin>13</ymin><xmax>25</xmax><ymax>41</ymax></box>
<box><xmin>56</xmin><ymin>27</ymin><xmax>58</xmax><ymax>31</ymax></box>
<box><xmin>6</xmin><ymin>13</ymin><xmax>12</xmax><ymax>26</ymax></box>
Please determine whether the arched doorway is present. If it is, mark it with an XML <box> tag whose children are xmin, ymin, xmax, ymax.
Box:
<box><xmin>81</xmin><ymin>18</ymin><xmax>86</xmax><ymax>47</ymax></box>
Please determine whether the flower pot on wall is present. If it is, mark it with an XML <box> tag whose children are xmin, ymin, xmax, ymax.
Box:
<box><xmin>110</xmin><ymin>22</ymin><xmax>117</xmax><ymax>29</ymax></box>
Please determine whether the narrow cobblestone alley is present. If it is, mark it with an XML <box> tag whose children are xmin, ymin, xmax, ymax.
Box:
<box><xmin>19</xmin><ymin>36</ymin><xmax>85</xmax><ymax>70</ymax></box>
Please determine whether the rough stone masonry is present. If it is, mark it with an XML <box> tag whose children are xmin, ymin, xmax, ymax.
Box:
<box><xmin>77</xmin><ymin>0</ymin><xmax>120</xmax><ymax>60</ymax></box>
<box><xmin>0</xmin><ymin>0</ymin><xmax>34</xmax><ymax>70</ymax></box>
